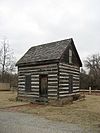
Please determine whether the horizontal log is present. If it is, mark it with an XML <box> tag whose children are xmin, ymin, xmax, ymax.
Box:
<box><xmin>73</xmin><ymin>88</ymin><xmax>80</xmax><ymax>91</ymax></box>
<box><xmin>59</xmin><ymin>93</ymin><xmax>70</xmax><ymax>97</ymax></box>
<box><xmin>18</xmin><ymin>82</ymin><xmax>25</xmax><ymax>86</ymax></box>
<box><xmin>31</xmin><ymin>75</ymin><xmax>39</xmax><ymax>78</ymax></box>
<box><xmin>19</xmin><ymin>69</ymin><xmax>39</xmax><ymax>73</ymax></box>
<box><xmin>73</xmin><ymin>77</ymin><xmax>79</xmax><ymax>80</ymax></box>
<box><xmin>18</xmin><ymin>85</ymin><xmax>25</xmax><ymax>88</ymax></box>
<box><xmin>31</xmin><ymin>85</ymin><xmax>39</xmax><ymax>87</ymax></box>
<box><xmin>59</xmin><ymin>75</ymin><xmax>80</xmax><ymax>80</ymax></box>
<box><xmin>59</xmin><ymin>69</ymin><xmax>80</xmax><ymax>75</ymax></box>
<box><xmin>59</xmin><ymin>63</ymin><xmax>79</xmax><ymax>69</ymax></box>
<box><xmin>48</xmin><ymin>81</ymin><xmax>58</xmax><ymax>84</ymax></box>
<box><xmin>31</xmin><ymin>92</ymin><xmax>39</xmax><ymax>95</ymax></box>
<box><xmin>59</xmin><ymin>92</ymin><xmax>80</xmax><ymax>97</ymax></box>
<box><xmin>19</xmin><ymin>64</ymin><xmax>57</xmax><ymax>70</ymax></box>
<box><xmin>48</xmin><ymin>97</ymin><xmax>57</xmax><ymax>99</ymax></box>
<box><xmin>73</xmin><ymin>87</ymin><xmax>79</xmax><ymax>89</ymax></box>
<box><xmin>59</xmin><ymin>70</ymin><xmax>79</xmax><ymax>75</ymax></box>
<box><xmin>73</xmin><ymin>80</ymin><xmax>79</xmax><ymax>82</ymax></box>
<box><xmin>18</xmin><ymin>76</ymin><xmax>25</xmax><ymax>78</ymax></box>
<box><xmin>48</xmin><ymin>85</ymin><xmax>58</xmax><ymax>88</ymax></box>
<box><xmin>18</xmin><ymin>78</ymin><xmax>25</xmax><ymax>81</ymax></box>
<box><xmin>18</xmin><ymin>88</ymin><xmax>25</xmax><ymax>91</ymax></box>
<box><xmin>59</xmin><ymin>65</ymin><xmax>80</xmax><ymax>72</ymax></box>
<box><xmin>59</xmin><ymin>91</ymin><xmax>69</xmax><ymax>94</ymax></box>
<box><xmin>19</xmin><ymin>71</ymin><xmax>58</xmax><ymax>75</ymax></box>
<box><xmin>59</xmin><ymin>80</ymin><xmax>69</xmax><ymax>83</ymax></box>
<box><xmin>48</xmin><ymin>92</ymin><xmax>57</xmax><ymax>95</ymax></box>
<box><xmin>48</xmin><ymin>78</ymin><xmax>58</xmax><ymax>81</ymax></box>
<box><xmin>18</xmin><ymin>91</ymin><xmax>39</xmax><ymax>95</ymax></box>
<box><xmin>73</xmin><ymin>83</ymin><xmax>79</xmax><ymax>85</ymax></box>
<box><xmin>59</xmin><ymin>87</ymin><xmax>69</xmax><ymax>90</ymax></box>
<box><xmin>19</xmin><ymin>91</ymin><xmax>39</xmax><ymax>95</ymax></box>
<box><xmin>59</xmin><ymin>85</ymin><xmax>69</xmax><ymax>88</ymax></box>
<box><xmin>48</xmin><ymin>74</ymin><xmax>57</xmax><ymax>77</ymax></box>
<box><xmin>59</xmin><ymin>76</ymin><xmax>69</xmax><ymax>79</ymax></box>
<box><xmin>18</xmin><ymin>73</ymin><xmax>32</xmax><ymax>76</ymax></box>
<box><xmin>73</xmin><ymin>81</ymin><xmax>79</xmax><ymax>83</ymax></box>
<box><xmin>18</xmin><ymin>94</ymin><xmax>39</xmax><ymax>98</ymax></box>
<box><xmin>72</xmin><ymin>92</ymin><xmax>80</xmax><ymax>95</ymax></box>
<box><xmin>31</xmin><ymin>81</ymin><xmax>39</xmax><ymax>84</ymax></box>
<box><xmin>73</xmin><ymin>84</ymin><xmax>79</xmax><ymax>87</ymax></box>
<box><xmin>18</xmin><ymin>89</ymin><xmax>40</xmax><ymax>93</ymax></box>
<box><xmin>73</xmin><ymin>89</ymin><xmax>79</xmax><ymax>92</ymax></box>
<box><xmin>31</xmin><ymin>82</ymin><xmax>39</xmax><ymax>84</ymax></box>
<box><xmin>48</xmin><ymin>83</ymin><xmax>58</xmax><ymax>86</ymax></box>
<box><xmin>18</xmin><ymin>78</ymin><xmax>25</xmax><ymax>82</ymax></box>
<box><xmin>59</xmin><ymin>88</ymin><xmax>69</xmax><ymax>91</ymax></box>
<box><xmin>48</xmin><ymin>93</ymin><xmax>57</xmax><ymax>96</ymax></box>
<box><xmin>59</xmin><ymin>72</ymin><xmax>69</xmax><ymax>76</ymax></box>
<box><xmin>48</xmin><ymin>88</ymin><xmax>57</xmax><ymax>91</ymax></box>
<box><xmin>31</xmin><ymin>89</ymin><xmax>39</xmax><ymax>92</ymax></box>
<box><xmin>31</xmin><ymin>86</ymin><xmax>39</xmax><ymax>88</ymax></box>
<box><xmin>19</xmin><ymin>68</ymin><xmax>58</xmax><ymax>73</ymax></box>
<box><xmin>59</xmin><ymin>83</ymin><xmax>69</xmax><ymax>86</ymax></box>
<box><xmin>31</xmin><ymin>78</ymin><xmax>39</xmax><ymax>81</ymax></box>
<box><xmin>59</xmin><ymin>64</ymin><xmax>79</xmax><ymax>70</ymax></box>
<box><xmin>73</xmin><ymin>74</ymin><xmax>80</xmax><ymax>77</ymax></box>
<box><xmin>48</xmin><ymin>89</ymin><xmax>57</xmax><ymax>92</ymax></box>
<box><xmin>73</xmin><ymin>76</ymin><xmax>80</xmax><ymax>80</ymax></box>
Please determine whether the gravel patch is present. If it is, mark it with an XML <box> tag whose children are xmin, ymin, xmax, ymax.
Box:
<box><xmin>0</xmin><ymin>111</ymin><xmax>99</xmax><ymax>133</ymax></box>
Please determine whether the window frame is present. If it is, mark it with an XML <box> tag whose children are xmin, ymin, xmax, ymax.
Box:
<box><xmin>69</xmin><ymin>49</ymin><xmax>72</xmax><ymax>64</ymax></box>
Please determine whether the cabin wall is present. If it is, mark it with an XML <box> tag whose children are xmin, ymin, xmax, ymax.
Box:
<box><xmin>58</xmin><ymin>63</ymin><xmax>80</xmax><ymax>98</ymax></box>
<box><xmin>18</xmin><ymin>63</ymin><xmax>58</xmax><ymax>101</ymax></box>
<box><xmin>60</xmin><ymin>43</ymin><xmax>80</xmax><ymax>67</ymax></box>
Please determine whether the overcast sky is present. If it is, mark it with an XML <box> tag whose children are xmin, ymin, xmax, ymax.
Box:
<box><xmin>0</xmin><ymin>0</ymin><xmax>100</xmax><ymax>64</ymax></box>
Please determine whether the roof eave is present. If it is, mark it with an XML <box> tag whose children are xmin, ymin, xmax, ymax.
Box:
<box><xmin>16</xmin><ymin>59</ymin><xmax>59</xmax><ymax>67</ymax></box>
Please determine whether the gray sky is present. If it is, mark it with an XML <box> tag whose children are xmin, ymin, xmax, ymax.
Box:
<box><xmin>0</xmin><ymin>0</ymin><xmax>100</xmax><ymax>64</ymax></box>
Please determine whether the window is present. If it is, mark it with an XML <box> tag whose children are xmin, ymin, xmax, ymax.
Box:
<box><xmin>69</xmin><ymin>75</ymin><xmax>73</xmax><ymax>94</ymax></box>
<box><xmin>25</xmin><ymin>75</ymin><xmax>31</xmax><ymax>92</ymax></box>
<box><xmin>69</xmin><ymin>49</ymin><xmax>72</xmax><ymax>64</ymax></box>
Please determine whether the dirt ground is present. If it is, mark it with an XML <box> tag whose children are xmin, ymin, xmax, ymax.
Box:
<box><xmin>0</xmin><ymin>91</ymin><xmax>100</xmax><ymax>128</ymax></box>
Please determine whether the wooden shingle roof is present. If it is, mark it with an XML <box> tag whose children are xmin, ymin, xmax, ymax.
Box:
<box><xmin>16</xmin><ymin>38</ymin><xmax>82</xmax><ymax>67</ymax></box>
<box><xmin>16</xmin><ymin>38</ymin><xmax>82</xmax><ymax>66</ymax></box>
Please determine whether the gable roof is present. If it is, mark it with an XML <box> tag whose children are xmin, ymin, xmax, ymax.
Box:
<box><xmin>16</xmin><ymin>38</ymin><xmax>82</xmax><ymax>66</ymax></box>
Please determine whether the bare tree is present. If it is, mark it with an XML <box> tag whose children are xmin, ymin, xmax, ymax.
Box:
<box><xmin>0</xmin><ymin>38</ymin><xmax>16</xmax><ymax>82</ymax></box>
<box><xmin>84</xmin><ymin>54</ymin><xmax>100</xmax><ymax>89</ymax></box>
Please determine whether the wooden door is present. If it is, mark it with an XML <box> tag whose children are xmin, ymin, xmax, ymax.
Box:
<box><xmin>69</xmin><ymin>75</ymin><xmax>73</xmax><ymax>94</ymax></box>
<box><xmin>25</xmin><ymin>75</ymin><xmax>31</xmax><ymax>92</ymax></box>
<box><xmin>39</xmin><ymin>75</ymin><xmax>48</xmax><ymax>98</ymax></box>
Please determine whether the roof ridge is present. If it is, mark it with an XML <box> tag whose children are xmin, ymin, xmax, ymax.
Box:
<box><xmin>30</xmin><ymin>38</ymin><xmax>72</xmax><ymax>49</ymax></box>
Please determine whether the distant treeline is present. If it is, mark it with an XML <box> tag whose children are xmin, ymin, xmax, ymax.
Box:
<box><xmin>80</xmin><ymin>53</ymin><xmax>100</xmax><ymax>90</ymax></box>
<box><xmin>0</xmin><ymin>38</ymin><xmax>17</xmax><ymax>87</ymax></box>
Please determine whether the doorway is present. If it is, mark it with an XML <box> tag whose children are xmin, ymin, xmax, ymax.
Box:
<box><xmin>39</xmin><ymin>74</ymin><xmax>48</xmax><ymax>99</ymax></box>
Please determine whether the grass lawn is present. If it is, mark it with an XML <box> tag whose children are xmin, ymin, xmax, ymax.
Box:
<box><xmin>0</xmin><ymin>91</ymin><xmax>100</xmax><ymax>128</ymax></box>
<box><xmin>0</xmin><ymin>91</ymin><xmax>28</xmax><ymax>108</ymax></box>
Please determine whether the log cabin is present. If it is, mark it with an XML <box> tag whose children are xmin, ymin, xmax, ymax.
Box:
<box><xmin>16</xmin><ymin>38</ymin><xmax>82</xmax><ymax>102</ymax></box>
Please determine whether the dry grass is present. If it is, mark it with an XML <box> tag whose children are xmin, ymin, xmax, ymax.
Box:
<box><xmin>0</xmin><ymin>91</ymin><xmax>28</xmax><ymax>108</ymax></box>
<box><xmin>0</xmin><ymin>91</ymin><xmax>100</xmax><ymax>127</ymax></box>
<box><xmin>20</xmin><ymin>95</ymin><xmax>100</xmax><ymax>127</ymax></box>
